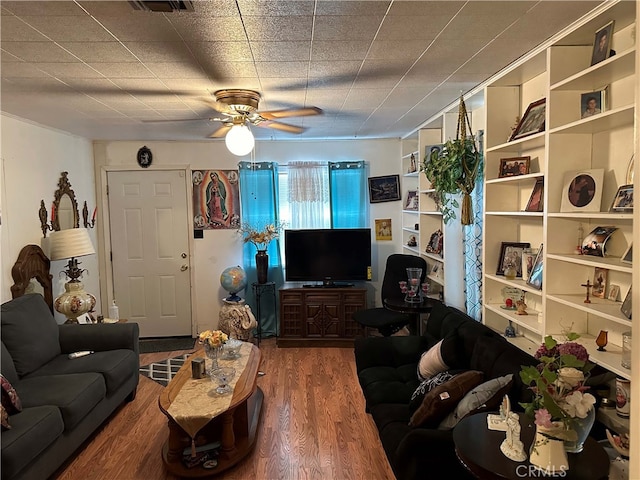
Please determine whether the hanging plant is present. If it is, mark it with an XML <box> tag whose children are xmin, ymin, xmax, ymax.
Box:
<box><xmin>421</xmin><ymin>95</ymin><xmax>481</xmax><ymax>225</ymax></box>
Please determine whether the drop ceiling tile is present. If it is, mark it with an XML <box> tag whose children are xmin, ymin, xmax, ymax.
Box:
<box><xmin>15</xmin><ymin>15</ymin><xmax>115</xmax><ymax>42</ymax></box>
<box><xmin>0</xmin><ymin>15</ymin><xmax>50</xmax><ymax>42</ymax></box>
<box><xmin>310</xmin><ymin>41</ymin><xmax>370</xmax><ymax>61</ymax></box>
<box><xmin>0</xmin><ymin>62</ymin><xmax>49</xmax><ymax>78</ymax></box>
<box><xmin>208</xmin><ymin>61</ymin><xmax>259</xmax><ymax>79</ymax></box>
<box><xmin>161</xmin><ymin>78</ymin><xmax>217</xmax><ymax>92</ymax></box>
<box><xmin>366</xmin><ymin>40</ymin><xmax>431</xmax><ymax>61</ymax></box>
<box><xmin>168</xmin><ymin>16</ymin><xmax>247</xmax><ymax>42</ymax></box>
<box><xmin>109</xmin><ymin>78</ymin><xmax>180</xmax><ymax>93</ymax></box>
<box><xmin>238</xmin><ymin>0</ymin><xmax>314</xmax><ymax>16</ymax></box>
<box><xmin>251</xmin><ymin>41</ymin><xmax>311</xmax><ymax>62</ymax></box>
<box><xmin>255</xmin><ymin>61</ymin><xmax>308</xmax><ymax>78</ymax></box>
<box><xmin>58</xmin><ymin>42</ymin><xmax>138</xmax><ymax>63</ymax></box>
<box><xmin>377</xmin><ymin>15</ymin><xmax>455</xmax><ymax>41</ymax></box>
<box><xmin>144</xmin><ymin>62</ymin><xmax>208</xmax><ymax>79</ymax></box>
<box><xmin>316</xmin><ymin>1</ymin><xmax>389</xmax><ymax>16</ymax></box>
<box><xmin>1</xmin><ymin>1</ymin><xmax>85</xmax><ymax>16</ymax></box>
<box><xmin>388</xmin><ymin>1</ymin><xmax>464</xmax><ymax>17</ymax></box>
<box><xmin>33</xmin><ymin>62</ymin><xmax>105</xmax><ymax>79</ymax></box>
<box><xmin>123</xmin><ymin>41</ymin><xmax>203</xmax><ymax>63</ymax></box>
<box><xmin>97</xmin><ymin>15</ymin><xmax>184</xmax><ymax>42</ymax></box>
<box><xmin>87</xmin><ymin>62</ymin><xmax>156</xmax><ymax>79</ymax></box>
<box><xmin>243</xmin><ymin>16</ymin><xmax>313</xmax><ymax>41</ymax></box>
<box><xmin>313</xmin><ymin>15</ymin><xmax>382</xmax><ymax>41</ymax></box>
<box><xmin>1</xmin><ymin>42</ymin><xmax>79</xmax><ymax>62</ymax></box>
<box><xmin>76</xmin><ymin>1</ymin><xmax>143</xmax><ymax>17</ymax></box>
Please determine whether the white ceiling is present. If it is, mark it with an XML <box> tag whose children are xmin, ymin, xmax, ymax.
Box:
<box><xmin>1</xmin><ymin>0</ymin><xmax>605</xmax><ymax>142</ymax></box>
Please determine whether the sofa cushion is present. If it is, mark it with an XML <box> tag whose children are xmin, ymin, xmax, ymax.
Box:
<box><xmin>15</xmin><ymin>373</ymin><xmax>106</xmax><ymax>430</ymax></box>
<box><xmin>1</xmin><ymin>294</ymin><xmax>61</xmax><ymax>377</ymax></box>
<box><xmin>358</xmin><ymin>365</ymin><xmax>420</xmax><ymax>408</ymax></box>
<box><xmin>409</xmin><ymin>370</ymin><xmax>484</xmax><ymax>427</ymax></box>
<box><xmin>438</xmin><ymin>374</ymin><xmax>514</xmax><ymax>429</ymax></box>
<box><xmin>1</xmin><ymin>342</ymin><xmax>19</xmax><ymax>386</ymax></box>
<box><xmin>0</xmin><ymin>405</ymin><xmax>64</xmax><ymax>480</ymax></box>
<box><xmin>28</xmin><ymin>350</ymin><xmax>137</xmax><ymax>394</ymax></box>
<box><xmin>409</xmin><ymin>370</ymin><xmax>465</xmax><ymax>415</ymax></box>
<box><xmin>0</xmin><ymin>374</ymin><xmax>22</xmax><ymax>414</ymax></box>
<box><xmin>1</xmin><ymin>404</ymin><xmax>10</xmax><ymax>430</ymax></box>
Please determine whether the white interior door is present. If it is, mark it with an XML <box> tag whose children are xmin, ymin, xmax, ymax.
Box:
<box><xmin>107</xmin><ymin>170</ymin><xmax>191</xmax><ymax>337</ymax></box>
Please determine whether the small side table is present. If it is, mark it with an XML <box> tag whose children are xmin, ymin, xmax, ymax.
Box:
<box><xmin>251</xmin><ymin>282</ymin><xmax>276</xmax><ymax>345</ymax></box>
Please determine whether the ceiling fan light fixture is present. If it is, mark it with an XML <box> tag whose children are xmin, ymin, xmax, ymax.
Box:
<box><xmin>225</xmin><ymin>123</ymin><xmax>255</xmax><ymax>156</ymax></box>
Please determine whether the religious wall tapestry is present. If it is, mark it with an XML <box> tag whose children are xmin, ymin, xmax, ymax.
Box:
<box><xmin>192</xmin><ymin>170</ymin><xmax>241</xmax><ymax>230</ymax></box>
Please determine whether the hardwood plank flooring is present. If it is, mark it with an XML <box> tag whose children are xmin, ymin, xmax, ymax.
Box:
<box><xmin>52</xmin><ymin>339</ymin><xmax>395</xmax><ymax>480</ymax></box>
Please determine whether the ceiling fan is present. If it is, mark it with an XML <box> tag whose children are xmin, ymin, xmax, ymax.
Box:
<box><xmin>204</xmin><ymin>89</ymin><xmax>323</xmax><ymax>139</ymax></box>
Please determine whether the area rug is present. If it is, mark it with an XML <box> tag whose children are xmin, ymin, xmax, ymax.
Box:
<box><xmin>139</xmin><ymin>336</ymin><xmax>196</xmax><ymax>353</ymax></box>
<box><xmin>139</xmin><ymin>354</ymin><xmax>191</xmax><ymax>386</ymax></box>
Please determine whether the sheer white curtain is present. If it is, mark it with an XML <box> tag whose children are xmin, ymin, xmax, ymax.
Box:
<box><xmin>287</xmin><ymin>161</ymin><xmax>330</xmax><ymax>229</ymax></box>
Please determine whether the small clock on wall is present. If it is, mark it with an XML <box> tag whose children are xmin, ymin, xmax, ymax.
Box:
<box><xmin>137</xmin><ymin>146</ymin><xmax>152</xmax><ymax>168</ymax></box>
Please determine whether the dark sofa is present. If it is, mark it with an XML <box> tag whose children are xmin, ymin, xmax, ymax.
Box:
<box><xmin>1</xmin><ymin>294</ymin><xmax>140</xmax><ymax>480</ymax></box>
<box><xmin>354</xmin><ymin>301</ymin><xmax>539</xmax><ymax>480</ymax></box>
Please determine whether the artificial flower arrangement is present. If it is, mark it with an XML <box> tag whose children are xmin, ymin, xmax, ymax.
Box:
<box><xmin>519</xmin><ymin>332</ymin><xmax>596</xmax><ymax>441</ymax></box>
<box><xmin>238</xmin><ymin>222</ymin><xmax>284</xmax><ymax>251</ymax></box>
<box><xmin>198</xmin><ymin>330</ymin><xmax>228</xmax><ymax>348</ymax></box>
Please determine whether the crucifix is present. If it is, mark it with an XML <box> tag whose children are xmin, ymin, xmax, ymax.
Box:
<box><xmin>581</xmin><ymin>279</ymin><xmax>593</xmax><ymax>303</ymax></box>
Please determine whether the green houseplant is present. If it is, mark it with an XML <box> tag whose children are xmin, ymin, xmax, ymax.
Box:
<box><xmin>422</xmin><ymin>96</ymin><xmax>481</xmax><ymax>225</ymax></box>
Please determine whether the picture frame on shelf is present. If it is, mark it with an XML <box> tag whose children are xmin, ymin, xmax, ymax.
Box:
<box><xmin>430</xmin><ymin>262</ymin><xmax>440</xmax><ymax>276</ymax></box>
<box><xmin>425</xmin><ymin>229</ymin><xmax>443</xmax><ymax>256</ymax></box>
<box><xmin>375</xmin><ymin>218</ymin><xmax>392</xmax><ymax>241</ymax></box>
<box><xmin>582</xmin><ymin>225</ymin><xmax>617</xmax><ymax>257</ymax></box>
<box><xmin>608</xmin><ymin>284</ymin><xmax>620</xmax><ymax>302</ymax></box>
<box><xmin>560</xmin><ymin>168</ymin><xmax>604</xmax><ymax>212</ymax></box>
<box><xmin>404</xmin><ymin>190</ymin><xmax>419</xmax><ymax>210</ymax></box>
<box><xmin>509</xmin><ymin>98</ymin><xmax>546</xmax><ymax>141</ymax></box>
<box><xmin>499</xmin><ymin>156</ymin><xmax>531</xmax><ymax>178</ymax></box>
<box><xmin>592</xmin><ymin>267</ymin><xmax>608</xmax><ymax>299</ymax></box>
<box><xmin>621</xmin><ymin>243</ymin><xmax>632</xmax><ymax>264</ymax></box>
<box><xmin>525</xmin><ymin>178</ymin><xmax>544</xmax><ymax>212</ymax></box>
<box><xmin>526</xmin><ymin>244</ymin><xmax>544</xmax><ymax>290</ymax></box>
<box><xmin>620</xmin><ymin>285</ymin><xmax>632</xmax><ymax>320</ymax></box>
<box><xmin>626</xmin><ymin>154</ymin><xmax>634</xmax><ymax>184</ymax></box>
<box><xmin>590</xmin><ymin>20</ymin><xmax>615</xmax><ymax>66</ymax></box>
<box><xmin>368</xmin><ymin>175</ymin><xmax>401</xmax><ymax>203</ymax></box>
<box><xmin>521</xmin><ymin>248</ymin><xmax>538</xmax><ymax>282</ymax></box>
<box><xmin>580</xmin><ymin>88</ymin><xmax>607</xmax><ymax>119</ymax></box>
<box><xmin>609</xmin><ymin>184</ymin><xmax>633</xmax><ymax>212</ymax></box>
<box><xmin>496</xmin><ymin>242</ymin><xmax>530</xmax><ymax>277</ymax></box>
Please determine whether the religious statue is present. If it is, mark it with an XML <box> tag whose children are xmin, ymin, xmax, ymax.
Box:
<box><xmin>499</xmin><ymin>395</ymin><xmax>527</xmax><ymax>461</ymax></box>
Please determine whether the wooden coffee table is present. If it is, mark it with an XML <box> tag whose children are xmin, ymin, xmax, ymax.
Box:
<box><xmin>159</xmin><ymin>344</ymin><xmax>263</xmax><ymax>477</ymax></box>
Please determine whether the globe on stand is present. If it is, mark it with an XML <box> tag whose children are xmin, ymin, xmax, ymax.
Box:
<box><xmin>220</xmin><ymin>265</ymin><xmax>248</xmax><ymax>302</ymax></box>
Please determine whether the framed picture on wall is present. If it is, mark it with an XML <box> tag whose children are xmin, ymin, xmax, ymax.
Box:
<box><xmin>368</xmin><ymin>175</ymin><xmax>401</xmax><ymax>203</ymax></box>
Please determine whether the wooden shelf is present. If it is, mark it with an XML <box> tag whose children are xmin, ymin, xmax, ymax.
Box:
<box><xmin>550</xmin><ymin>48</ymin><xmax>636</xmax><ymax>91</ymax></box>
<box><xmin>546</xmin><ymin>253</ymin><xmax>634</xmax><ymax>273</ymax></box>
<box><xmin>486</xmin><ymin>132</ymin><xmax>545</xmax><ymax>154</ymax></box>
<box><xmin>485</xmin><ymin>303</ymin><xmax>542</xmax><ymax>334</ymax></box>
<box><xmin>549</xmin><ymin>105</ymin><xmax>635</xmax><ymax>135</ymax></box>
<box><xmin>546</xmin><ymin>293</ymin><xmax>633</xmax><ymax>326</ymax></box>
<box><xmin>484</xmin><ymin>274</ymin><xmax>543</xmax><ymax>297</ymax></box>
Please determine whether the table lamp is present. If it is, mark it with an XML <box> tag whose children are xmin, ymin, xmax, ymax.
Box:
<box><xmin>48</xmin><ymin>228</ymin><xmax>96</xmax><ymax>323</ymax></box>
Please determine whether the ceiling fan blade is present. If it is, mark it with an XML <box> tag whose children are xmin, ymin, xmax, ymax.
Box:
<box><xmin>209</xmin><ymin>125</ymin><xmax>233</xmax><ymax>138</ymax></box>
<box><xmin>142</xmin><ymin>117</ymin><xmax>218</xmax><ymax>124</ymax></box>
<box><xmin>256</xmin><ymin>121</ymin><xmax>306</xmax><ymax>134</ymax></box>
<box><xmin>200</xmin><ymin>97</ymin><xmax>235</xmax><ymax>116</ymax></box>
<box><xmin>259</xmin><ymin>107</ymin><xmax>322</xmax><ymax>120</ymax></box>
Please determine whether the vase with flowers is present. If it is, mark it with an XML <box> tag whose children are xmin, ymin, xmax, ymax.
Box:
<box><xmin>520</xmin><ymin>333</ymin><xmax>596</xmax><ymax>472</ymax></box>
<box><xmin>198</xmin><ymin>329</ymin><xmax>228</xmax><ymax>370</ymax></box>
<box><xmin>238</xmin><ymin>222</ymin><xmax>284</xmax><ymax>284</ymax></box>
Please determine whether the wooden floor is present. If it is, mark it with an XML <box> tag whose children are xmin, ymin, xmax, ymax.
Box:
<box><xmin>52</xmin><ymin>338</ymin><xmax>396</xmax><ymax>480</ymax></box>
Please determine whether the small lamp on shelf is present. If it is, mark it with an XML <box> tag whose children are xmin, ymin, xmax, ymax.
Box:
<box><xmin>48</xmin><ymin>228</ymin><xmax>96</xmax><ymax>323</ymax></box>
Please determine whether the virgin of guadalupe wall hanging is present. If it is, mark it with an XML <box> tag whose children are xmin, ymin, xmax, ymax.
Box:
<box><xmin>192</xmin><ymin>170</ymin><xmax>241</xmax><ymax>230</ymax></box>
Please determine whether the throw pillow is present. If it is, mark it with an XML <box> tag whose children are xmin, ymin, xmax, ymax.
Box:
<box><xmin>0</xmin><ymin>374</ymin><xmax>22</xmax><ymax>414</ymax></box>
<box><xmin>417</xmin><ymin>339</ymin><xmax>447</xmax><ymax>380</ymax></box>
<box><xmin>409</xmin><ymin>369</ymin><xmax>465</xmax><ymax>414</ymax></box>
<box><xmin>438</xmin><ymin>374</ymin><xmax>514</xmax><ymax>430</ymax></box>
<box><xmin>0</xmin><ymin>404</ymin><xmax>10</xmax><ymax>430</ymax></box>
<box><xmin>409</xmin><ymin>370</ymin><xmax>484</xmax><ymax>428</ymax></box>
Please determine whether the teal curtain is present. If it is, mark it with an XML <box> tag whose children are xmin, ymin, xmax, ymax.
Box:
<box><xmin>463</xmin><ymin>133</ymin><xmax>484</xmax><ymax>321</ymax></box>
<box><xmin>329</xmin><ymin>161</ymin><xmax>368</xmax><ymax>228</ymax></box>
<box><xmin>238</xmin><ymin>162</ymin><xmax>283</xmax><ymax>336</ymax></box>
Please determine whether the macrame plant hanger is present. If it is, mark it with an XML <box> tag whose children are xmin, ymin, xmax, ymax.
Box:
<box><xmin>454</xmin><ymin>95</ymin><xmax>481</xmax><ymax>225</ymax></box>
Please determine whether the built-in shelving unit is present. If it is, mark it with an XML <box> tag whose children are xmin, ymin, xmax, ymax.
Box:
<box><xmin>482</xmin><ymin>0</ymin><xmax>635</xmax><ymax>391</ymax></box>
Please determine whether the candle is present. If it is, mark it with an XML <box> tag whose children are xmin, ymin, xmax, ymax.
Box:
<box><xmin>92</xmin><ymin>206</ymin><xmax>97</xmax><ymax>222</ymax></box>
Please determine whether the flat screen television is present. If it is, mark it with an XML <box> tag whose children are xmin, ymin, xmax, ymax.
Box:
<box><xmin>284</xmin><ymin>228</ymin><xmax>372</xmax><ymax>286</ymax></box>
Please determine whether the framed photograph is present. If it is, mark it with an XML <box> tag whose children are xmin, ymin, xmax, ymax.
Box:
<box><xmin>375</xmin><ymin>218</ymin><xmax>392</xmax><ymax>241</ymax></box>
<box><xmin>499</xmin><ymin>156</ymin><xmax>531</xmax><ymax>178</ymax></box>
<box><xmin>620</xmin><ymin>285</ymin><xmax>632</xmax><ymax>320</ymax></box>
<box><xmin>525</xmin><ymin>178</ymin><xmax>544</xmax><ymax>212</ymax></box>
<box><xmin>368</xmin><ymin>175</ymin><xmax>401</xmax><ymax>203</ymax></box>
<box><xmin>404</xmin><ymin>190</ymin><xmax>419</xmax><ymax>210</ymax></box>
<box><xmin>430</xmin><ymin>262</ymin><xmax>440</xmax><ymax>276</ymax></box>
<box><xmin>591</xmin><ymin>21</ymin><xmax>615</xmax><ymax>66</ymax></box>
<box><xmin>581</xmin><ymin>89</ymin><xmax>606</xmax><ymax>118</ymax></box>
<box><xmin>496</xmin><ymin>242</ymin><xmax>530</xmax><ymax>277</ymax></box>
<box><xmin>425</xmin><ymin>229</ymin><xmax>443</xmax><ymax>256</ymax></box>
<box><xmin>424</xmin><ymin>144</ymin><xmax>444</xmax><ymax>164</ymax></box>
<box><xmin>609</xmin><ymin>184</ymin><xmax>633</xmax><ymax>212</ymax></box>
<box><xmin>608</xmin><ymin>284</ymin><xmax>620</xmax><ymax>302</ymax></box>
<box><xmin>526</xmin><ymin>244</ymin><xmax>544</xmax><ymax>290</ymax></box>
<box><xmin>621</xmin><ymin>243</ymin><xmax>632</xmax><ymax>264</ymax></box>
<box><xmin>582</xmin><ymin>225</ymin><xmax>618</xmax><ymax>257</ymax></box>
<box><xmin>521</xmin><ymin>248</ymin><xmax>539</xmax><ymax>282</ymax></box>
<box><xmin>560</xmin><ymin>168</ymin><xmax>604</xmax><ymax>212</ymax></box>
<box><xmin>509</xmin><ymin>98</ymin><xmax>546</xmax><ymax>141</ymax></box>
<box><xmin>592</xmin><ymin>267</ymin><xmax>608</xmax><ymax>299</ymax></box>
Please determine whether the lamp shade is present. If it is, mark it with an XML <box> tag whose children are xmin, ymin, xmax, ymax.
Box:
<box><xmin>225</xmin><ymin>124</ymin><xmax>255</xmax><ymax>156</ymax></box>
<box><xmin>48</xmin><ymin>228</ymin><xmax>95</xmax><ymax>261</ymax></box>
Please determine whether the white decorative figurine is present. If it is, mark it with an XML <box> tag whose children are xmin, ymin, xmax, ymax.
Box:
<box><xmin>499</xmin><ymin>395</ymin><xmax>527</xmax><ymax>461</ymax></box>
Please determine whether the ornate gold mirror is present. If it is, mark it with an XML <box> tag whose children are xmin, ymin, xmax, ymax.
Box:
<box><xmin>40</xmin><ymin>172</ymin><xmax>80</xmax><ymax>236</ymax></box>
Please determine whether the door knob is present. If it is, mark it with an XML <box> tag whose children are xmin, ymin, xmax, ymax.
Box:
<box><xmin>181</xmin><ymin>264</ymin><xmax>188</xmax><ymax>271</ymax></box>
<box><xmin>181</xmin><ymin>253</ymin><xmax>187</xmax><ymax>258</ymax></box>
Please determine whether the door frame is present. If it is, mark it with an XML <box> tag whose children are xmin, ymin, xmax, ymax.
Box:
<box><xmin>96</xmin><ymin>164</ymin><xmax>197</xmax><ymax>335</ymax></box>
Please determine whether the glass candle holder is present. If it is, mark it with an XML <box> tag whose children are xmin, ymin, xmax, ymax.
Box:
<box><xmin>405</xmin><ymin>267</ymin><xmax>422</xmax><ymax>303</ymax></box>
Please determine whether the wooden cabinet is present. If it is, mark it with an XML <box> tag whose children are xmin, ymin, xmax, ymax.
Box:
<box><xmin>278</xmin><ymin>287</ymin><xmax>367</xmax><ymax>347</ymax></box>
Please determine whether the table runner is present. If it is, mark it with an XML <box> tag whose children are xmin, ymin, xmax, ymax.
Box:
<box><xmin>166</xmin><ymin>341</ymin><xmax>252</xmax><ymax>441</ymax></box>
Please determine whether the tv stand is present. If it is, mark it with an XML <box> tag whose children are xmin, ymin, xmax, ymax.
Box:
<box><xmin>278</xmin><ymin>286</ymin><xmax>367</xmax><ymax>347</ymax></box>
<box><xmin>302</xmin><ymin>282</ymin><xmax>354</xmax><ymax>288</ymax></box>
